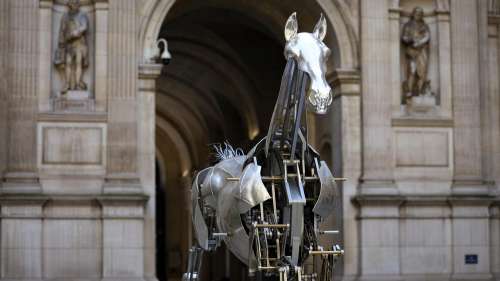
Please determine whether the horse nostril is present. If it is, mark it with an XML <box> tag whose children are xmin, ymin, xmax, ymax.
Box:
<box><xmin>306</xmin><ymin>89</ymin><xmax>332</xmax><ymax>114</ymax></box>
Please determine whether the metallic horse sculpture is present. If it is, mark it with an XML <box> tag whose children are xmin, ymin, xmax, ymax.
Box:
<box><xmin>184</xmin><ymin>12</ymin><xmax>344</xmax><ymax>281</ymax></box>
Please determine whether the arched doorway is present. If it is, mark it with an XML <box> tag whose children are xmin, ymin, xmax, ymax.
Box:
<box><xmin>148</xmin><ymin>1</ymin><xmax>358</xmax><ymax>280</ymax></box>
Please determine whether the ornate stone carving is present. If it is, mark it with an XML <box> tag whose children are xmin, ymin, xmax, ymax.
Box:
<box><xmin>401</xmin><ymin>7</ymin><xmax>435</xmax><ymax>111</ymax></box>
<box><xmin>54</xmin><ymin>0</ymin><xmax>89</xmax><ymax>93</ymax></box>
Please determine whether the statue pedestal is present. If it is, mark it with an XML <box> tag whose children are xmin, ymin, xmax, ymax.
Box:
<box><xmin>407</xmin><ymin>94</ymin><xmax>437</xmax><ymax>116</ymax></box>
<box><xmin>53</xmin><ymin>91</ymin><xmax>95</xmax><ymax>112</ymax></box>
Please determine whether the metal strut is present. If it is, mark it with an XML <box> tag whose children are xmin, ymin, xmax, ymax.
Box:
<box><xmin>182</xmin><ymin>246</ymin><xmax>204</xmax><ymax>281</ymax></box>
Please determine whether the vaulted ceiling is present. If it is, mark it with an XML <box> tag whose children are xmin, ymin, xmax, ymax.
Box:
<box><xmin>155</xmin><ymin>0</ymin><xmax>337</xmax><ymax>172</ymax></box>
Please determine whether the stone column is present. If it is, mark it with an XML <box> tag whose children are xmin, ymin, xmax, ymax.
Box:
<box><xmin>450</xmin><ymin>0</ymin><xmax>485</xmax><ymax>194</ymax></box>
<box><xmin>488</xmin><ymin>5</ymin><xmax>500</xmax><ymax>191</ymax></box>
<box><xmin>487</xmin><ymin>10</ymin><xmax>500</xmax><ymax>279</ymax></box>
<box><xmin>360</xmin><ymin>0</ymin><xmax>396</xmax><ymax>194</ymax></box>
<box><xmin>479</xmin><ymin>0</ymin><xmax>492</xmax><ymax>187</ymax></box>
<box><xmin>0</xmin><ymin>0</ymin><xmax>8</xmax><ymax>184</ymax></box>
<box><xmin>138</xmin><ymin>63</ymin><xmax>162</xmax><ymax>281</ymax></box>
<box><xmin>482</xmin><ymin>2</ymin><xmax>500</xmax><ymax>191</ymax></box>
<box><xmin>388</xmin><ymin>4</ymin><xmax>401</xmax><ymax>115</ymax></box>
<box><xmin>436</xmin><ymin>6</ymin><xmax>453</xmax><ymax>117</ymax></box>
<box><xmin>94</xmin><ymin>0</ymin><xmax>108</xmax><ymax>112</ymax></box>
<box><xmin>38</xmin><ymin>0</ymin><xmax>52</xmax><ymax>112</ymax></box>
<box><xmin>3</xmin><ymin>0</ymin><xmax>40</xmax><ymax>193</ymax></box>
<box><xmin>330</xmin><ymin>69</ymin><xmax>362</xmax><ymax>281</ymax></box>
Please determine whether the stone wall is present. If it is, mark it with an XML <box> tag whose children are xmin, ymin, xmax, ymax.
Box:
<box><xmin>0</xmin><ymin>0</ymin><xmax>160</xmax><ymax>280</ymax></box>
<box><xmin>354</xmin><ymin>0</ymin><xmax>500</xmax><ymax>280</ymax></box>
<box><xmin>0</xmin><ymin>196</ymin><xmax>147</xmax><ymax>280</ymax></box>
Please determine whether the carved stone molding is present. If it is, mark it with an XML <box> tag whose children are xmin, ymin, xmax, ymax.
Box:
<box><xmin>94</xmin><ymin>0</ymin><xmax>108</xmax><ymax>10</ymax></box>
<box><xmin>38</xmin><ymin>112</ymin><xmax>107</xmax><ymax>123</ymax></box>
<box><xmin>0</xmin><ymin>194</ymin><xmax>148</xmax><ymax>219</ymax></box>
<box><xmin>103</xmin><ymin>173</ymin><xmax>143</xmax><ymax>195</ymax></box>
<box><xmin>391</xmin><ymin>117</ymin><xmax>453</xmax><ymax>128</ymax></box>
<box><xmin>139</xmin><ymin>63</ymin><xmax>163</xmax><ymax>89</ymax></box>
<box><xmin>355</xmin><ymin>194</ymin><xmax>495</xmax><ymax>206</ymax></box>
<box><xmin>2</xmin><ymin>172</ymin><xmax>41</xmax><ymax>194</ymax></box>
<box><xmin>40</xmin><ymin>1</ymin><xmax>107</xmax><ymax>8</ymax></box>
<box><xmin>329</xmin><ymin>68</ymin><xmax>361</xmax><ymax>97</ymax></box>
<box><xmin>353</xmin><ymin>195</ymin><xmax>405</xmax><ymax>208</ymax></box>
<box><xmin>489</xmin><ymin>14</ymin><xmax>500</xmax><ymax>25</ymax></box>
<box><xmin>358</xmin><ymin>180</ymin><xmax>399</xmax><ymax>196</ymax></box>
<box><xmin>40</xmin><ymin>0</ymin><xmax>54</xmax><ymax>8</ymax></box>
<box><xmin>54</xmin><ymin>0</ymin><xmax>96</xmax><ymax>5</ymax></box>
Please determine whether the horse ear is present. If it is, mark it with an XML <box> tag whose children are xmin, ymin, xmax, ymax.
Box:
<box><xmin>284</xmin><ymin>12</ymin><xmax>298</xmax><ymax>42</ymax></box>
<box><xmin>313</xmin><ymin>13</ymin><xmax>327</xmax><ymax>41</ymax></box>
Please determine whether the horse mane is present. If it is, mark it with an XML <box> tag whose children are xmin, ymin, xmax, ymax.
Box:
<box><xmin>211</xmin><ymin>141</ymin><xmax>244</xmax><ymax>162</ymax></box>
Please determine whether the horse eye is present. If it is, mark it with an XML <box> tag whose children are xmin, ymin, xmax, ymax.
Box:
<box><xmin>285</xmin><ymin>47</ymin><xmax>300</xmax><ymax>59</ymax></box>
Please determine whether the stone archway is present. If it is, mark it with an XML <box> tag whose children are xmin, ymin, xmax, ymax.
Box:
<box><xmin>153</xmin><ymin>7</ymin><xmax>285</xmax><ymax>279</ymax></box>
<box><xmin>138</xmin><ymin>1</ymin><xmax>361</xmax><ymax>280</ymax></box>
<box><xmin>139</xmin><ymin>0</ymin><xmax>358</xmax><ymax>69</ymax></box>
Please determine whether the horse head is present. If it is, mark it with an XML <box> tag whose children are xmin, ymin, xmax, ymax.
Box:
<box><xmin>284</xmin><ymin>12</ymin><xmax>332</xmax><ymax>114</ymax></box>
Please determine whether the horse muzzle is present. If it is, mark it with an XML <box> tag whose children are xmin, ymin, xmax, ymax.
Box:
<box><xmin>307</xmin><ymin>88</ymin><xmax>332</xmax><ymax>114</ymax></box>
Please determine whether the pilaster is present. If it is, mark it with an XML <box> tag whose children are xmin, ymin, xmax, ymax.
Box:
<box><xmin>436</xmin><ymin>6</ymin><xmax>453</xmax><ymax>117</ymax></box>
<box><xmin>104</xmin><ymin>0</ymin><xmax>140</xmax><ymax>194</ymax></box>
<box><xmin>360</xmin><ymin>0</ymin><xmax>396</xmax><ymax>195</ymax></box>
<box><xmin>450</xmin><ymin>0</ymin><xmax>485</xmax><ymax>194</ymax></box>
<box><xmin>388</xmin><ymin>4</ymin><xmax>401</xmax><ymax>116</ymax></box>
<box><xmin>138</xmin><ymin>63</ymin><xmax>162</xmax><ymax>281</ymax></box>
<box><xmin>330</xmin><ymin>68</ymin><xmax>362</xmax><ymax>280</ymax></box>
<box><xmin>0</xmin><ymin>0</ymin><xmax>8</xmax><ymax>189</ymax></box>
<box><xmin>38</xmin><ymin>0</ymin><xmax>53</xmax><ymax>112</ymax></box>
<box><xmin>94</xmin><ymin>0</ymin><xmax>109</xmax><ymax>112</ymax></box>
<box><xmin>3</xmin><ymin>0</ymin><xmax>41</xmax><ymax>193</ymax></box>
<box><xmin>486</xmin><ymin>5</ymin><xmax>500</xmax><ymax>194</ymax></box>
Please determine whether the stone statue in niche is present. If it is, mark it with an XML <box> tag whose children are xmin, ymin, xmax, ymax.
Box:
<box><xmin>401</xmin><ymin>7</ymin><xmax>435</xmax><ymax>111</ymax></box>
<box><xmin>54</xmin><ymin>0</ymin><xmax>89</xmax><ymax>94</ymax></box>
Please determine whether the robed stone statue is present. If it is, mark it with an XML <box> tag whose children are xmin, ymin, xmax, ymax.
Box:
<box><xmin>54</xmin><ymin>0</ymin><xmax>89</xmax><ymax>93</ymax></box>
<box><xmin>401</xmin><ymin>7</ymin><xmax>431</xmax><ymax>101</ymax></box>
